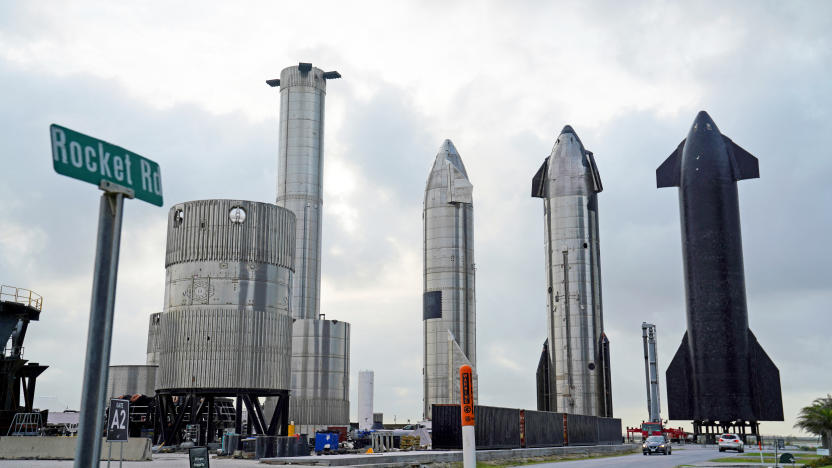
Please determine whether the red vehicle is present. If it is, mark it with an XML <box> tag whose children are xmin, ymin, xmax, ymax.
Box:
<box><xmin>626</xmin><ymin>421</ymin><xmax>688</xmax><ymax>443</ymax></box>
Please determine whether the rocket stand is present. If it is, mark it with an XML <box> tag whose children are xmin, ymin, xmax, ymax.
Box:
<box><xmin>693</xmin><ymin>420</ymin><xmax>760</xmax><ymax>444</ymax></box>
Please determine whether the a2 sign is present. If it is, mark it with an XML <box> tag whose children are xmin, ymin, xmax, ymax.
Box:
<box><xmin>106</xmin><ymin>399</ymin><xmax>129</xmax><ymax>442</ymax></box>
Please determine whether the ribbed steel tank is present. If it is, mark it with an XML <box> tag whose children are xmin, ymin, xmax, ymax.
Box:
<box><xmin>107</xmin><ymin>365</ymin><xmax>157</xmax><ymax>397</ymax></box>
<box><xmin>289</xmin><ymin>318</ymin><xmax>350</xmax><ymax>428</ymax></box>
<box><xmin>423</xmin><ymin>139</ymin><xmax>477</xmax><ymax>419</ymax></box>
<box><xmin>146</xmin><ymin>312</ymin><xmax>161</xmax><ymax>366</ymax></box>
<box><xmin>155</xmin><ymin>199</ymin><xmax>295</xmax><ymax>392</ymax></box>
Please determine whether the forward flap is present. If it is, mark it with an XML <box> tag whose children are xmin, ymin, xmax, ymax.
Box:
<box><xmin>723</xmin><ymin>136</ymin><xmax>760</xmax><ymax>181</ymax></box>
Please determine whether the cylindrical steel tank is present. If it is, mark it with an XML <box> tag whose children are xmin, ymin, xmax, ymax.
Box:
<box><xmin>107</xmin><ymin>365</ymin><xmax>158</xmax><ymax>397</ymax></box>
<box><xmin>289</xmin><ymin>318</ymin><xmax>350</xmax><ymax>428</ymax></box>
<box><xmin>357</xmin><ymin>370</ymin><xmax>374</xmax><ymax>430</ymax></box>
<box><xmin>275</xmin><ymin>64</ymin><xmax>333</xmax><ymax>321</ymax></box>
<box><xmin>423</xmin><ymin>139</ymin><xmax>477</xmax><ymax>419</ymax></box>
<box><xmin>531</xmin><ymin>125</ymin><xmax>612</xmax><ymax>417</ymax></box>
<box><xmin>155</xmin><ymin>199</ymin><xmax>295</xmax><ymax>392</ymax></box>
<box><xmin>146</xmin><ymin>312</ymin><xmax>161</xmax><ymax>366</ymax></box>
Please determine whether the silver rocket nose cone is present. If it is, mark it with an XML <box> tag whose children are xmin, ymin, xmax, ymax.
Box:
<box><xmin>560</xmin><ymin>125</ymin><xmax>575</xmax><ymax>135</ymax></box>
<box><xmin>440</xmin><ymin>139</ymin><xmax>459</xmax><ymax>155</ymax></box>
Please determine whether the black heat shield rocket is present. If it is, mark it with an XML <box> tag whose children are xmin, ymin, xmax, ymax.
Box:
<box><xmin>656</xmin><ymin>111</ymin><xmax>783</xmax><ymax>422</ymax></box>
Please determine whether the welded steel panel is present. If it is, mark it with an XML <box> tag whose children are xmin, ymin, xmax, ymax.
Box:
<box><xmin>423</xmin><ymin>140</ymin><xmax>477</xmax><ymax>419</ymax></box>
<box><xmin>532</xmin><ymin>126</ymin><xmax>612</xmax><ymax>417</ymax></box>
<box><xmin>288</xmin><ymin>318</ymin><xmax>350</xmax><ymax>426</ymax></box>
<box><xmin>566</xmin><ymin>413</ymin><xmax>599</xmax><ymax>446</ymax></box>
<box><xmin>275</xmin><ymin>65</ymin><xmax>330</xmax><ymax>321</ymax></box>
<box><xmin>156</xmin><ymin>200</ymin><xmax>295</xmax><ymax>392</ymax></box>
<box><xmin>107</xmin><ymin>365</ymin><xmax>157</xmax><ymax>397</ymax></box>
<box><xmin>525</xmin><ymin>410</ymin><xmax>564</xmax><ymax>447</ymax></box>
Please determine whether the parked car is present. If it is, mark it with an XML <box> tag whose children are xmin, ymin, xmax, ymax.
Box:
<box><xmin>718</xmin><ymin>433</ymin><xmax>744</xmax><ymax>452</ymax></box>
<box><xmin>643</xmin><ymin>435</ymin><xmax>672</xmax><ymax>455</ymax></box>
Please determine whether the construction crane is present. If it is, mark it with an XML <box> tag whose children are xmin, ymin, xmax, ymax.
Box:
<box><xmin>626</xmin><ymin>322</ymin><xmax>689</xmax><ymax>443</ymax></box>
<box><xmin>642</xmin><ymin>322</ymin><xmax>661</xmax><ymax>423</ymax></box>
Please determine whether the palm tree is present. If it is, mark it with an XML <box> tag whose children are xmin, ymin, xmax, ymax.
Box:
<box><xmin>794</xmin><ymin>394</ymin><xmax>832</xmax><ymax>449</ymax></box>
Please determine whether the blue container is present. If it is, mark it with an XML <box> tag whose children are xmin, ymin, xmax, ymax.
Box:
<box><xmin>314</xmin><ymin>432</ymin><xmax>338</xmax><ymax>452</ymax></box>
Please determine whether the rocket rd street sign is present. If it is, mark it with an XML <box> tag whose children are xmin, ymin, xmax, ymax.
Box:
<box><xmin>50</xmin><ymin>123</ymin><xmax>163</xmax><ymax>468</ymax></box>
<box><xmin>50</xmin><ymin>124</ymin><xmax>163</xmax><ymax>206</ymax></box>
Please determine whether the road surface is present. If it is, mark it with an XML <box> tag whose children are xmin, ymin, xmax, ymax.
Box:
<box><xmin>510</xmin><ymin>445</ymin><xmax>739</xmax><ymax>468</ymax></box>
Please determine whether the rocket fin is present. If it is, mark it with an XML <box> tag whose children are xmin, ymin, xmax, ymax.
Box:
<box><xmin>531</xmin><ymin>157</ymin><xmax>549</xmax><ymax>198</ymax></box>
<box><xmin>748</xmin><ymin>329</ymin><xmax>784</xmax><ymax>420</ymax></box>
<box><xmin>598</xmin><ymin>333</ymin><xmax>613</xmax><ymax>417</ymax></box>
<box><xmin>665</xmin><ymin>332</ymin><xmax>694</xmax><ymax>420</ymax></box>
<box><xmin>723</xmin><ymin>136</ymin><xmax>760</xmax><ymax>181</ymax></box>
<box><xmin>656</xmin><ymin>139</ymin><xmax>685</xmax><ymax>188</ymax></box>
<box><xmin>536</xmin><ymin>339</ymin><xmax>552</xmax><ymax>411</ymax></box>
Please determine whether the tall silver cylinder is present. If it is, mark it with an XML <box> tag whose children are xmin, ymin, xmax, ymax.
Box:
<box><xmin>531</xmin><ymin>126</ymin><xmax>612</xmax><ymax>417</ymax></box>
<box><xmin>289</xmin><ymin>318</ymin><xmax>350</xmax><ymax>429</ymax></box>
<box><xmin>423</xmin><ymin>139</ymin><xmax>476</xmax><ymax>419</ymax></box>
<box><xmin>155</xmin><ymin>199</ymin><xmax>295</xmax><ymax>392</ymax></box>
<box><xmin>276</xmin><ymin>64</ymin><xmax>329</xmax><ymax>321</ymax></box>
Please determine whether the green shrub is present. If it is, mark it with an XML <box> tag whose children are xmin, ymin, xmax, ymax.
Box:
<box><xmin>802</xmin><ymin>455</ymin><xmax>832</xmax><ymax>467</ymax></box>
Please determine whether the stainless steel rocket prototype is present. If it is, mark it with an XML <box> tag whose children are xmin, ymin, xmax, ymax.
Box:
<box><xmin>269</xmin><ymin>62</ymin><xmax>340</xmax><ymax>321</ymax></box>
<box><xmin>267</xmin><ymin>63</ymin><xmax>350</xmax><ymax>431</ymax></box>
<box><xmin>423</xmin><ymin>139</ymin><xmax>477</xmax><ymax>420</ymax></box>
<box><xmin>657</xmin><ymin>111</ymin><xmax>783</xmax><ymax>423</ymax></box>
<box><xmin>532</xmin><ymin>125</ymin><xmax>613</xmax><ymax>417</ymax></box>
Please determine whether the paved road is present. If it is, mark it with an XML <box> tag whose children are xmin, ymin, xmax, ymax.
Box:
<box><xmin>511</xmin><ymin>445</ymin><xmax>738</xmax><ymax>468</ymax></box>
<box><xmin>0</xmin><ymin>446</ymin><xmax>744</xmax><ymax>468</ymax></box>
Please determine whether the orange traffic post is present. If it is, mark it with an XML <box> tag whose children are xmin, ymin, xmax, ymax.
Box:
<box><xmin>460</xmin><ymin>365</ymin><xmax>475</xmax><ymax>468</ymax></box>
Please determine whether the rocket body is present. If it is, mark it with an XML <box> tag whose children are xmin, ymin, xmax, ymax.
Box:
<box><xmin>657</xmin><ymin>111</ymin><xmax>783</xmax><ymax>422</ymax></box>
<box><xmin>423</xmin><ymin>140</ymin><xmax>476</xmax><ymax>419</ymax></box>
<box><xmin>276</xmin><ymin>64</ymin><xmax>328</xmax><ymax>320</ymax></box>
<box><xmin>532</xmin><ymin>126</ymin><xmax>612</xmax><ymax>417</ymax></box>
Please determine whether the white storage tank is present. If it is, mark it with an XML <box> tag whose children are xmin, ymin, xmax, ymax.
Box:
<box><xmin>357</xmin><ymin>370</ymin><xmax>374</xmax><ymax>430</ymax></box>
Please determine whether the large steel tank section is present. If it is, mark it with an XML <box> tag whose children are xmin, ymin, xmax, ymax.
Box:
<box><xmin>107</xmin><ymin>365</ymin><xmax>157</xmax><ymax>397</ymax></box>
<box><xmin>156</xmin><ymin>199</ymin><xmax>295</xmax><ymax>392</ymax></box>
<box><xmin>289</xmin><ymin>318</ymin><xmax>350</xmax><ymax>428</ymax></box>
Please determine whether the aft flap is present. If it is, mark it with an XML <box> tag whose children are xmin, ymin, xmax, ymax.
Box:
<box><xmin>656</xmin><ymin>139</ymin><xmax>685</xmax><ymax>188</ymax></box>
<box><xmin>531</xmin><ymin>157</ymin><xmax>549</xmax><ymax>198</ymax></box>
<box><xmin>723</xmin><ymin>136</ymin><xmax>760</xmax><ymax>181</ymax></box>
<box><xmin>665</xmin><ymin>332</ymin><xmax>693</xmax><ymax>420</ymax></box>
<box><xmin>748</xmin><ymin>329</ymin><xmax>784</xmax><ymax>421</ymax></box>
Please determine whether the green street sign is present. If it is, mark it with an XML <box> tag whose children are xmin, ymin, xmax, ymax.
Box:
<box><xmin>50</xmin><ymin>124</ymin><xmax>163</xmax><ymax>206</ymax></box>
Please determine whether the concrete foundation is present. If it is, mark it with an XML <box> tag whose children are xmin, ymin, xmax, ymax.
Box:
<box><xmin>0</xmin><ymin>436</ymin><xmax>152</xmax><ymax>460</ymax></box>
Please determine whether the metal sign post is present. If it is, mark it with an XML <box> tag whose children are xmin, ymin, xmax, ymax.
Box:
<box><xmin>106</xmin><ymin>398</ymin><xmax>129</xmax><ymax>467</ymax></box>
<box><xmin>48</xmin><ymin>124</ymin><xmax>162</xmax><ymax>468</ymax></box>
<box><xmin>459</xmin><ymin>365</ymin><xmax>475</xmax><ymax>468</ymax></box>
<box><xmin>74</xmin><ymin>187</ymin><xmax>130</xmax><ymax>468</ymax></box>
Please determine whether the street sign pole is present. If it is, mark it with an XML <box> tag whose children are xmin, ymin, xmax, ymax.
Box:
<box><xmin>73</xmin><ymin>182</ymin><xmax>132</xmax><ymax>468</ymax></box>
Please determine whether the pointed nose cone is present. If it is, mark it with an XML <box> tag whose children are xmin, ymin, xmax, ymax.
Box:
<box><xmin>691</xmin><ymin>110</ymin><xmax>721</xmax><ymax>134</ymax></box>
<box><xmin>435</xmin><ymin>138</ymin><xmax>469</xmax><ymax>180</ymax></box>
<box><xmin>560</xmin><ymin>125</ymin><xmax>575</xmax><ymax>135</ymax></box>
<box><xmin>440</xmin><ymin>139</ymin><xmax>459</xmax><ymax>156</ymax></box>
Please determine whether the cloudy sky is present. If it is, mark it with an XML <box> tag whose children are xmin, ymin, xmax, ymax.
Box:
<box><xmin>1</xmin><ymin>1</ymin><xmax>830</xmax><ymax>435</ymax></box>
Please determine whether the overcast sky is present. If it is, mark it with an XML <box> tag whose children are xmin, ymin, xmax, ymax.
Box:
<box><xmin>1</xmin><ymin>1</ymin><xmax>830</xmax><ymax>435</ymax></box>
